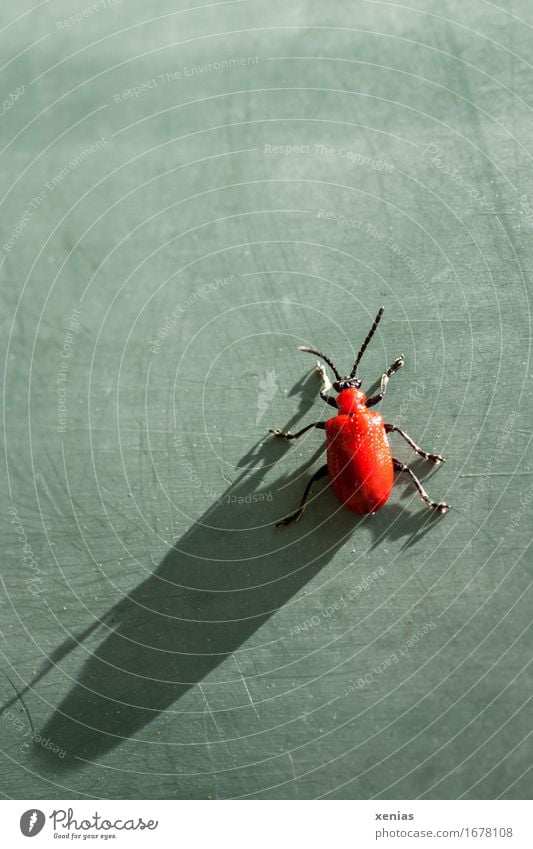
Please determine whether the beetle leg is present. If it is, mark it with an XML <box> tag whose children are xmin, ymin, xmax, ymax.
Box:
<box><xmin>366</xmin><ymin>355</ymin><xmax>404</xmax><ymax>407</ymax></box>
<box><xmin>276</xmin><ymin>464</ymin><xmax>329</xmax><ymax>526</ymax></box>
<box><xmin>270</xmin><ymin>421</ymin><xmax>325</xmax><ymax>440</ymax></box>
<box><xmin>392</xmin><ymin>458</ymin><xmax>449</xmax><ymax>513</ymax></box>
<box><xmin>316</xmin><ymin>361</ymin><xmax>338</xmax><ymax>409</ymax></box>
<box><xmin>386</xmin><ymin>425</ymin><xmax>445</xmax><ymax>464</ymax></box>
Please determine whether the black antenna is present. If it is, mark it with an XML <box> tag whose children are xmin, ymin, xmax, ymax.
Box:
<box><xmin>349</xmin><ymin>306</ymin><xmax>384</xmax><ymax>378</ymax></box>
<box><xmin>298</xmin><ymin>345</ymin><xmax>341</xmax><ymax>380</ymax></box>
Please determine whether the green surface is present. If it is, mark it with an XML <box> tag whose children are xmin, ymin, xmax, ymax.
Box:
<box><xmin>1</xmin><ymin>0</ymin><xmax>532</xmax><ymax>800</ymax></box>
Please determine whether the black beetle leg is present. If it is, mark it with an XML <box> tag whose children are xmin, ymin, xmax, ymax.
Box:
<box><xmin>276</xmin><ymin>464</ymin><xmax>329</xmax><ymax>526</ymax></box>
<box><xmin>269</xmin><ymin>421</ymin><xmax>325</xmax><ymax>440</ymax></box>
<box><xmin>392</xmin><ymin>458</ymin><xmax>449</xmax><ymax>513</ymax></box>
<box><xmin>315</xmin><ymin>362</ymin><xmax>338</xmax><ymax>408</ymax></box>
<box><xmin>366</xmin><ymin>355</ymin><xmax>404</xmax><ymax>407</ymax></box>
<box><xmin>386</xmin><ymin>425</ymin><xmax>445</xmax><ymax>464</ymax></box>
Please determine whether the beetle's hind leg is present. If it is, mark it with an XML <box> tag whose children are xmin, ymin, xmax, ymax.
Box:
<box><xmin>393</xmin><ymin>458</ymin><xmax>449</xmax><ymax>514</ymax></box>
<box><xmin>276</xmin><ymin>464</ymin><xmax>329</xmax><ymax>526</ymax></box>
<box><xmin>386</xmin><ymin>424</ymin><xmax>445</xmax><ymax>464</ymax></box>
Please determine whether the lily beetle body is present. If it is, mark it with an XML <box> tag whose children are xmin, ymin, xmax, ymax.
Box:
<box><xmin>270</xmin><ymin>307</ymin><xmax>449</xmax><ymax>526</ymax></box>
<box><xmin>326</xmin><ymin>387</ymin><xmax>393</xmax><ymax>514</ymax></box>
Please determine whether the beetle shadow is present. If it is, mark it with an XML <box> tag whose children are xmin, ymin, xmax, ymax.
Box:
<box><xmin>23</xmin><ymin>370</ymin><xmax>445</xmax><ymax>772</ymax></box>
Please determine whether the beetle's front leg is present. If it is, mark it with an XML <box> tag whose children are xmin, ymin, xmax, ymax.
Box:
<box><xmin>270</xmin><ymin>421</ymin><xmax>325</xmax><ymax>440</ymax></box>
<box><xmin>315</xmin><ymin>361</ymin><xmax>337</xmax><ymax>409</ymax></box>
<box><xmin>366</xmin><ymin>355</ymin><xmax>404</xmax><ymax>407</ymax></box>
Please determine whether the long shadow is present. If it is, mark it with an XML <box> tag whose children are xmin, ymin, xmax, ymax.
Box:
<box><xmin>10</xmin><ymin>371</ymin><xmax>445</xmax><ymax>771</ymax></box>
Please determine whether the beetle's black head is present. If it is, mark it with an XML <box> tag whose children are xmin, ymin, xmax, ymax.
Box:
<box><xmin>332</xmin><ymin>377</ymin><xmax>362</xmax><ymax>392</ymax></box>
<box><xmin>298</xmin><ymin>306</ymin><xmax>385</xmax><ymax>390</ymax></box>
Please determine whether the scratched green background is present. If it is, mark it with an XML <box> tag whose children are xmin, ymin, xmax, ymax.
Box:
<box><xmin>1</xmin><ymin>0</ymin><xmax>531</xmax><ymax>800</ymax></box>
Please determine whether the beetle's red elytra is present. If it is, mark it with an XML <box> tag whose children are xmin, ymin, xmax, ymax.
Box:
<box><xmin>270</xmin><ymin>306</ymin><xmax>450</xmax><ymax>526</ymax></box>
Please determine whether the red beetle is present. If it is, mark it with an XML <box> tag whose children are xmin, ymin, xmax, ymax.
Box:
<box><xmin>271</xmin><ymin>307</ymin><xmax>449</xmax><ymax>525</ymax></box>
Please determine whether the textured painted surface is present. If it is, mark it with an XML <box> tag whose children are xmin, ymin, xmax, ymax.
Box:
<box><xmin>1</xmin><ymin>0</ymin><xmax>532</xmax><ymax>799</ymax></box>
